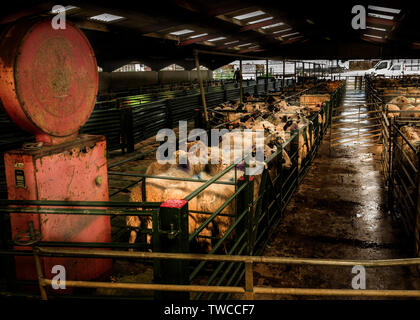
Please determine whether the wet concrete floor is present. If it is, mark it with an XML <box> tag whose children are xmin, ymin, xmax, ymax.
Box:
<box><xmin>253</xmin><ymin>79</ymin><xmax>420</xmax><ymax>299</ymax></box>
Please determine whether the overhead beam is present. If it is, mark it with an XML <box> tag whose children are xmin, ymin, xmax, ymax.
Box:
<box><xmin>238</xmin><ymin>47</ymin><xmax>264</xmax><ymax>54</ymax></box>
<box><xmin>366</xmin><ymin>17</ymin><xmax>396</xmax><ymax>27</ymax></box>
<box><xmin>139</xmin><ymin>22</ymin><xmax>184</xmax><ymax>35</ymax></box>
<box><xmin>361</xmin><ymin>35</ymin><xmax>387</xmax><ymax>43</ymax></box>
<box><xmin>178</xmin><ymin>33</ymin><xmax>220</xmax><ymax>46</ymax></box>
<box><xmin>214</xmin><ymin>41</ymin><xmax>244</xmax><ymax>50</ymax></box>
<box><xmin>207</xmin><ymin>4</ymin><xmax>252</xmax><ymax>16</ymax></box>
<box><xmin>72</xmin><ymin>19</ymin><xmax>110</xmax><ymax>32</ymax></box>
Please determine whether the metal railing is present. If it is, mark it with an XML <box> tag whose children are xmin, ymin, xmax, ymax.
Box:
<box><xmin>27</xmin><ymin>247</ymin><xmax>420</xmax><ymax>300</ymax></box>
<box><xmin>365</xmin><ymin>76</ymin><xmax>420</xmax><ymax>257</ymax></box>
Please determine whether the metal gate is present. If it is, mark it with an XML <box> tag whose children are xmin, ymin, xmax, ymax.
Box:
<box><xmin>329</xmin><ymin>77</ymin><xmax>382</xmax><ymax>149</ymax></box>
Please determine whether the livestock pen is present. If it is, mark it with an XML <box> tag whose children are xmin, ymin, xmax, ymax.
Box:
<box><xmin>0</xmin><ymin>81</ymin><xmax>345</xmax><ymax>300</ymax></box>
<box><xmin>366</xmin><ymin>76</ymin><xmax>420</xmax><ymax>259</ymax></box>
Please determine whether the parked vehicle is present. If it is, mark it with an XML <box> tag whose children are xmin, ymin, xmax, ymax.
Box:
<box><xmin>342</xmin><ymin>60</ymin><xmax>420</xmax><ymax>77</ymax></box>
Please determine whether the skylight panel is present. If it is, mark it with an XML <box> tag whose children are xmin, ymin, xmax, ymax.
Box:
<box><xmin>170</xmin><ymin>29</ymin><xmax>194</xmax><ymax>36</ymax></box>
<box><xmin>233</xmin><ymin>10</ymin><xmax>265</xmax><ymax>20</ymax></box>
<box><xmin>90</xmin><ymin>13</ymin><xmax>125</xmax><ymax>22</ymax></box>
<box><xmin>368</xmin><ymin>12</ymin><xmax>394</xmax><ymax>20</ymax></box>
<box><xmin>272</xmin><ymin>28</ymin><xmax>292</xmax><ymax>34</ymax></box>
<box><xmin>248</xmin><ymin>17</ymin><xmax>273</xmax><ymax>24</ymax></box>
<box><xmin>367</xmin><ymin>26</ymin><xmax>387</xmax><ymax>32</ymax></box>
<box><xmin>367</xmin><ymin>5</ymin><xmax>401</xmax><ymax>14</ymax></box>
<box><xmin>363</xmin><ymin>34</ymin><xmax>383</xmax><ymax>39</ymax></box>
<box><xmin>224</xmin><ymin>40</ymin><xmax>239</xmax><ymax>45</ymax></box>
<box><xmin>261</xmin><ymin>22</ymin><xmax>284</xmax><ymax>29</ymax></box>
<box><xmin>208</xmin><ymin>37</ymin><xmax>227</xmax><ymax>42</ymax></box>
<box><xmin>189</xmin><ymin>33</ymin><xmax>208</xmax><ymax>38</ymax></box>
<box><xmin>283</xmin><ymin>32</ymin><xmax>300</xmax><ymax>37</ymax></box>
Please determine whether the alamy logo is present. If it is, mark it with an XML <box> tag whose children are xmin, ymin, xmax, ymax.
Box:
<box><xmin>51</xmin><ymin>5</ymin><xmax>67</xmax><ymax>30</ymax></box>
<box><xmin>351</xmin><ymin>5</ymin><xmax>366</xmax><ymax>30</ymax></box>
<box><xmin>351</xmin><ymin>265</ymin><xmax>366</xmax><ymax>289</ymax></box>
<box><xmin>51</xmin><ymin>265</ymin><xmax>66</xmax><ymax>289</ymax></box>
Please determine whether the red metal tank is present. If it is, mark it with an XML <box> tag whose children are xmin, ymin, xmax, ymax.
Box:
<box><xmin>0</xmin><ymin>18</ymin><xmax>98</xmax><ymax>144</ymax></box>
<box><xmin>0</xmin><ymin>18</ymin><xmax>111</xmax><ymax>285</ymax></box>
<box><xmin>4</xmin><ymin>135</ymin><xmax>112</xmax><ymax>282</ymax></box>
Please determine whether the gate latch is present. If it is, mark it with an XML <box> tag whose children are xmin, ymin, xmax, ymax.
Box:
<box><xmin>159</xmin><ymin>223</ymin><xmax>180</xmax><ymax>240</ymax></box>
<box><xmin>14</xmin><ymin>221</ymin><xmax>42</xmax><ymax>246</ymax></box>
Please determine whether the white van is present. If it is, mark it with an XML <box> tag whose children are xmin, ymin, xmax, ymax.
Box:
<box><xmin>342</xmin><ymin>60</ymin><xmax>420</xmax><ymax>77</ymax></box>
<box><xmin>368</xmin><ymin>60</ymin><xmax>420</xmax><ymax>77</ymax></box>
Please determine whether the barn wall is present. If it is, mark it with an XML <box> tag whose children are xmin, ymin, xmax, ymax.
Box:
<box><xmin>189</xmin><ymin>70</ymin><xmax>213</xmax><ymax>81</ymax></box>
<box><xmin>158</xmin><ymin>71</ymin><xmax>190</xmax><ymax>83</ymax></box>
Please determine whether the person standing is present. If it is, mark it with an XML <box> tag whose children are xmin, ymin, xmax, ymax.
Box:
<box><xmin>234</xmin><ymin>67</ymin><xmax>242</xmax><ymax>84</ymax></box>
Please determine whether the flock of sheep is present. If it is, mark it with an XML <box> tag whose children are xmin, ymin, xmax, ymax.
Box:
<box><xmin>385</xmin><ymin>95</ymin><xmax>420</xmax><ymax>118</ymax></box>
<box><xmin>126</xmin><ymin>90</ymin><xmax>330</xmax><ymax>252</ymax></box>
<box><xmin>384</xmin><ymin>95</ymin><xmax>420</xmax><ymax>165</ymax></box>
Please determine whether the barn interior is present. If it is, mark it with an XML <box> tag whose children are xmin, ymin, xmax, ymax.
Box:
<box><xmin>0</xmin><ymin>1</ymin><xmax>420</xmax><ymax>301</ymax></box>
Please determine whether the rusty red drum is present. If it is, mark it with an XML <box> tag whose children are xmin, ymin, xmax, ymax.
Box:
<box><xmin>0</xmin><ymin>19</ymin><xmax>98</xmax><ymax>144</ymax></box>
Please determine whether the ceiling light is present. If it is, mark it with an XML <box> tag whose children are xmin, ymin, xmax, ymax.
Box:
<box><xmin>272</xmin><ymin>28</ymin><xmax>292</xmax><ymax>34</ymax></box>
<box><xmin>367</xmin><ymin>5</ymin><xmax>401</xmax><ymax>14</ymax></box>
<box><xmin>170</xmin><ymin>29</ymin><xmax>194</xmax><ymax>36</ymax></box>
<box><xmin>189</xmin><ymin>33</ymin><xmax>208</xmax><ymax>38</ymax></box>
<box><xmin>90</xmin><ymin>13</ymin><xmax>125</xmax><ymax>22</ymax></box>
<box><xmin>289</xmin><ymin>35</ymin><xmax>303</xmax><ymax>40</ymax></box>
<box><xmin>208</xmin><ymin>37</ymin><xmax>227</xmax><ymax>42</ymax></box>
<box><xmin>261</xmin><ymin>22</ymin><xmax>284</xmax><ymax>29</ymax></box>
<box><xmin>368</xmin><ymin>12</ymin><xmax>393</xmax><ymax>20</ymax></box>
<box><xmin>363</xmin><ymin>34</ymin><xmax>383</xmax><ymax>39</ymax></box>
<box><xmin>283</xmin><ymin>32</ymin><xmax>300</xmax><ymax>37</ymax></box>
<box><xmin>367</xmin><ymin>26</ymin><xmax>387</xmax><ymax>32</ymax></box>
<box><xmin>237</xmin><ymin>43</ymin><xmax>252</xmax><ymax>47</ymax></box>
<box><xmin>233</xmin><ymin>10</ymin><xmax>265</xmax><ymax>20</ymax></box>
<box><xmin>248</xmin><ymin>17</ymin><xmax>273</xmax><ymax>24</ymax></box>
<box><xmin>224</xmin><ymin>40</ymin><xmax>239</xmax><ymax>45</ymax></box>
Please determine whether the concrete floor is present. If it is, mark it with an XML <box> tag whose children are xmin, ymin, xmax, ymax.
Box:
<box><xmin>253</xmin><ymin>79</ymin><xmax>420</xmax><ymax>299</ymax></box>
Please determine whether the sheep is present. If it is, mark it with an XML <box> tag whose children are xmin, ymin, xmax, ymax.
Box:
<box><xmin>390</xmin><ymin>96</ymin><xmax>410</xmax><ymax>105</ymax></box>
<box><xmin>385</xmin><ymin>104</ymin><xmax>400</xmax><ymax>118</ymax></box>
<box><xmin>146</xmin><ymin>141</ymin><xmax>207</xmax><ymax>176</ymax></box>
<box><xmin>128</xmin><ymin>172</ymin><xmax>213</xmax><ymax>252</ymax></box>
<box><xmin>390</xmin><ymin>96</ymin><xmax>411</xmax><ymax>110</ymax></box>
<box><xmin>405</xmin><ymin>105</ymin><xmax>420</xmax><ymax>118</ymax></box>
<box><xmin>128</xmin><ymin>141</ymin><xmax>252</xmax><ymax>253</ymax></box>
<box><xmin>128</xmin><ymin>94</ymin><xmax>324</xmax><ymax>251</ymax></box>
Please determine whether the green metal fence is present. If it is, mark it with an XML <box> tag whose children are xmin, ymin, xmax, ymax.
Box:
<box><xmin>365</xmin><ymin>76</ymin><xmax>420</xmax><ymax>258</ymax></box>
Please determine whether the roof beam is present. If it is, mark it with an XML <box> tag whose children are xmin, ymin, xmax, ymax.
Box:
<box><xmin>139</xmin><ymin>22</ymin><xmax>184</xmax><ymax>35</ymax></box>
<box><xmin>214</xmin><ymin>42</ymin><xmax>241</xmax><ymax>50</ymax></box>
<box><xmin>361</xmin><ymin>35</ymin><xmax>387</xmax><ymax>43</ymax></box>
<box><xmin>366</xmin><ymin>17</ymin><xmax>396</xmax><ymax>27</ymax></box>
<box><xmin>238</xmin><ymin>47</ymin><xmax>263</xmax><ymax>54</ymax></box>
<box><xmin>207</xmin><ymin>3</ymin><xmax>252</xmax><ymax>16</ymax></box>
<box><xmin>72</xmin><ymin>19</ymin><xmax>110</xmax><ymax>32</ymax></box>
<box><xmin>178</xmin><ymin>33</ymin><xmax>220</xmax><ymax>46</ymax></box>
